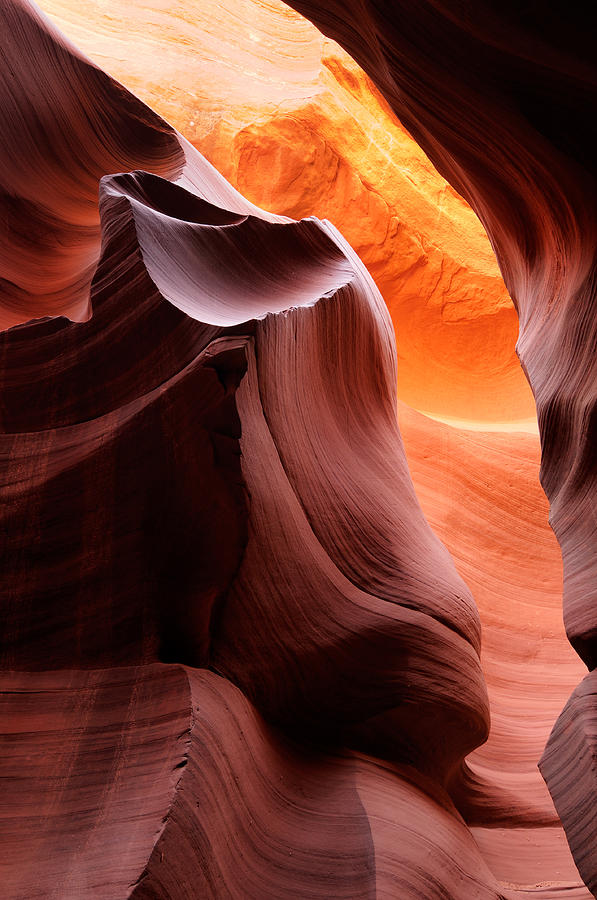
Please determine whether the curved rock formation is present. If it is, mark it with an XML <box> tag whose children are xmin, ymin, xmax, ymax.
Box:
<box><xmin>0</xmin><ymin>2</ymin><xmax>500</xmax><ymax>895</ymax></box>
<box><xmin>0</xmin><ymin>665</ymin><xmax>192</xmax><ymax>899</ymax></box>
<box><xmin>278</xmin><ymin>0</ymin><xmax>597</xmax><ymax>892</ymax></box>
<box><xmin>0</xmin><ymin>0</ymin><xmax>183</xmax><ymax>328</ymax></box>
<box><xmin>37</xmin><ymin>0</ymin><xmax>536</xmax><ymax>426</ymax></box>
<box><xmin>0</xmin><ymin>667</ymin><xmax>505</xmax><ymax>900</ymax></box>
<box><xmin>30</xmin><ymin>0</ymin><xmax>596</xmax><ymax>894</ymax></box>
<box><xmin>539</xmin><ymin>671</ymin><xmax>597</xmax><ymax>897</ymax></box>
<box><xmin>398</xmin><ymin>404</ymin><xmax>588</xmax><ymax>892</ymax></box>
<box><xmin>133</xmin><ymin>670</ymin><xmax>503</xmax><ymax>900</ymax></box>
<box><xmin>2</xmin><ymin>0</ymin><xmax>595</xmax><ymax>896</ymax></box>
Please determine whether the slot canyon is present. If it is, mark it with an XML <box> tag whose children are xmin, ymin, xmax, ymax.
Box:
<box><xmin>0</xmin><ymin>1</ymin><xmax>595</xmax><ymax>897</ymax></box>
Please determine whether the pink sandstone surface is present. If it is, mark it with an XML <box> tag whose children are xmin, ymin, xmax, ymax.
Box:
<box><xmin>1</xmin><ymin>0</ymin><xmax>595</xmax><ymax>897</ymax></box>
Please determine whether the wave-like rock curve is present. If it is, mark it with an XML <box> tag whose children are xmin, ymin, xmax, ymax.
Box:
<box><xmin>281</xmin><ymin>0</ymin><xmax>597</xmax><ymax>892</ymax></box>
<box><xmin>0</xmin><ymin>2</ymin><xmax>502</xmax><ymax>895</ymax></box>
<box><xmin>1</xmin><ymin>0</ymin><xmax>594</xmax><ymax>895</ymax></box>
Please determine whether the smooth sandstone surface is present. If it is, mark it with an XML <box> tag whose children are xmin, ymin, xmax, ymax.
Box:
<box><xmin>1</xmin><ymin>0</ymin><xmax>595</xmax><ymax>897</ymax></box>
<box><xmin>33</xmin><ymin>0</ymin><xmax>536</xmax><ymax>426</ymax></box>
<box><xmin>0</xmin><ymin>666</ymin><xmax>192</xmax><ymax>899</ymax></box>
<box><xmin>282</xmin><ymin>0</ymin><xmax>597</xmax><ymax>892</ymax></box>
<box><xmin>30</xmin><ymin>0</ymin><xmax>594</xmax><ymax>895</ymax></box>
<box><xmin>0</xmin><ymin>667</ymin><xmax>508</xmax><ymax>900</ymax></box>
<box><xmin>398</xmin><ymin>404</ymin><xmax>588</xmax><ymax>891</ymax></box>
<box><xmin>0</xmin><ymin>4</ymin><xmax>495</xmax><ymax>895</ymax></box>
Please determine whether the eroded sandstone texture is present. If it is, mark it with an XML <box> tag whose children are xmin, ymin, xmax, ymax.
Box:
<box><xmin>279</xmin><ymin>0</ymin><xmax>597</xmax><ymax>894</ymax></box>
<box><xmin>26</xmin><ymin>0</ymin><xmax>537</xmax><ymax>426</ymax></box>
<box><xmin>1</xmin><ymin>0</ymin><xmax>595</xmax><ymax>897</ymax></box>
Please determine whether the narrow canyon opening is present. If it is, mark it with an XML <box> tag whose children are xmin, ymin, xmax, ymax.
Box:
<box><xmin>35</xmin><ymin>0</ymin><xmax>587</xmax><ymax>889</ymax></box>
<box><xmin>2</xmin><ymin>1</ymin><xmax>593</xmax><ymax>897</ymax></box>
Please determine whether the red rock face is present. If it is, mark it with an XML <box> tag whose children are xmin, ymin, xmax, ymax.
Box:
<box><xmin>1</xmin><ymin>0</ymin><xmax>595</xmax><ymax>897</ymax></box>
<box><xmin>19</xmin><ymin>0</ymin><xmax>538</xmax><ymax>427</ymax></box>
<box><xmin>281</xmin><ymin>0</ymin><xmax>597</xmax><ymax>893</ymax></box>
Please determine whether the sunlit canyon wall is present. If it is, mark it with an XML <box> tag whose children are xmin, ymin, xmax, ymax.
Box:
<box><xmin>0</xmin><ymin>0</ymin><xmax>595</xmax><ymax>898</ymax></box>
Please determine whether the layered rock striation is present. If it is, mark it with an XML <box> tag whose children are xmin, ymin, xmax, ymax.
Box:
<box><xmin>35</xmin><ymin>0</ymin><xmax>537</xmax><ymax>426</ymax></box>
<box><xmin>1</xmin><ymin>0</ymin><xmax>595</xmax><ymax>896</ymax></box>
<box><xmin>1</xmin><ymin>2</ymin><xmax>497</xmax><ymax>895</ymax></box>
<box><xmin>281</xmin><ymin>0</ymin><xmax>597</xmax><ymax>892</ymax></box>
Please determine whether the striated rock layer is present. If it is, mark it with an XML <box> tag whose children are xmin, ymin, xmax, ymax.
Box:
<box><xmin>398</xmin><ymin>405</ymin><xmax>588</xmax><ymax>892</ymax></box>
<box><xmin>1</xmin><ymin>666</ymin><xmax>506</xmax><ymax>900</ymax></box>
<box><xmin>30</xmin><ymin>0</ymin><xmax>594</xmax><ymax>894</ymax></box>
<box><xmin>280</xmin><ymin>0</ymin><xmax>597</xmax><ymax>893</ymax></box>
<box><xmin>32</xmin><ymin>0</ymin><xmax>537</xmax><ymax>426</ymax></box>
<box><xmin>1</xmin><ymin>0</ymin><xmax>594</xmax><ymax>897</ymax></box>
<box><xmin>0</xmin><ymin>2</ymin><xmax>505</xmax><ymax>896</ymax></box>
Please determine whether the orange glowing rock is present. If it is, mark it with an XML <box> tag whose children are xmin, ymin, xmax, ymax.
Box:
<box><xmin>4</xmin><ymin>0</ymin><xmax>591</xmax><ymax>895</ymax></box>
<box><xmin>39</xmin><ymin>0</ymin><xmax>535</xmax><ymax>426</ymax></box>
<box><xmin>398</xmin><ymin>403</ymin><xmax>588</xmax><ymax>891</ymax></box>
